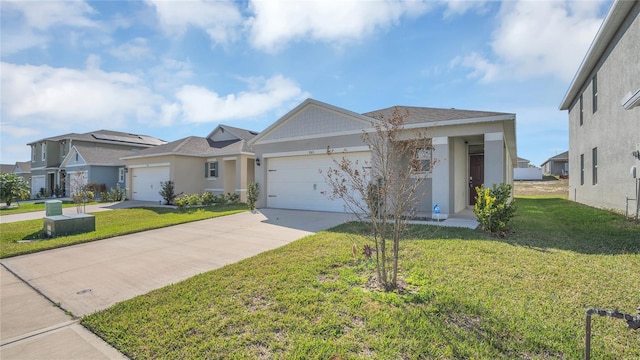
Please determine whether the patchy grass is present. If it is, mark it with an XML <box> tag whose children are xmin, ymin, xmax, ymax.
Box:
<box><xmin>514</xmin><ymin>178</ymin><xmax>568</xmax><ymax>198</ymax></box>
<box><xmin>0</xmin><ymin>201</ymin><xmax>99</xmax><ymax>216</ymax></box>
<box><xmin>0</xmin><ymin>205</ymin><xmax>247</xmax><ymax>258</ymax></box>
<box><xmin>82</xmin><ymin>198</ymin><xmax>639</xmax><ymax>359</ymax></box>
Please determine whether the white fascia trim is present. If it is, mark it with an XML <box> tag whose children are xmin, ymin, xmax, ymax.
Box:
<box><xmin>235</xmin><ymin>189</ymin><xmax>247</xmax><ymax>192</ymax></box>
<box><xmin>122</xmin><ymin>151</ymin><xmax>253</xmax><ymax>161</ymax></box>
<box><xmin>64</xmin><ymin>164</ymin><xmax>89</xmax><ymax>168</ymax></box>
<box><xmin>622</xmin><ymin>88</ymin><xmax>640</xmax><ymax>110</ymax></box>
<box><xmin>31</xmin><ymin>175</ymin><xmax>45</xmax><ymax>179</ymax></box>
<box><xmin>30</xmin><ymin>166</ymin><xmax>46</xmax><ymax>171</ymax></box>
<box><xmin>400</xmin><ymin>114</ymin><xmax>515</xmax><ymax>131</ymax></box>
<box><xmin>263</xmin><ymin>146</ymin><xmax>371</xmax><ymax>158</ymax></box>
<box><xmin>255</xmin><ymin>128</ymin><xmax>373</xmax><ymax>145</ymax></box>
<box><xmin>128</xmin><ymin>163</ymin><xmax>170</xmax><ymax>169</ymax></box>
<box><xmin>223</xmin><ymin>157</ymin><xmax>237</xmax><ymax>161</ymax></box>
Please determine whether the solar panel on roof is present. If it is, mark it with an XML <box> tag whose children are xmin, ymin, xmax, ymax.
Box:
<box><xmin>92</xmin><ymin>133</ymin><xmax>160</xmax><ymax>145</ymax></box>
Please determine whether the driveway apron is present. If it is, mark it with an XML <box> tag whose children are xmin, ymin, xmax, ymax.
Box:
<box><xmin>1</xmin><ymin>209</ymin><xmax>352</xmax><ymax>359</ymax></box>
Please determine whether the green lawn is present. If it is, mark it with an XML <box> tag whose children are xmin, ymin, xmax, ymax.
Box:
<box><xmin>0</xmin><ymin>201</ymin><xmax>99</xmax><ymax>216</ymax></box>
<box><xmin>82</xmin><ymin>198</ymin><xmax>640</xmax><ymax>359</ymax></box>
<box><xmin>0</xmin><ymin>205</ymin><xmax>247</xmax><ymax>258</ymax></box>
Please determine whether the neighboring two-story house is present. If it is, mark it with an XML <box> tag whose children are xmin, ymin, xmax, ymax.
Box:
<box><xmin>27</xmin><ymin>130</ymin><xmax>165</xmax><ymax>198</ymax></box>
<box><xmin>559</xmin><ymin>0</ymin><xmax>639</xmax><ymax>212</ymax></box>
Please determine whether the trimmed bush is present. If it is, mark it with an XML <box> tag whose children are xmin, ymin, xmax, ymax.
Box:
<box><xmin>474</xmin><ymin>183</ymin><xmax>516</xmax><ymax>236</ymax></box>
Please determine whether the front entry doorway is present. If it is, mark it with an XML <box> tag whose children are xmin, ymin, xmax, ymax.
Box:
<box><xmin>469</xmin><ymin>154</ymin><xmax>484</xmax><ymax>205</ymax></box>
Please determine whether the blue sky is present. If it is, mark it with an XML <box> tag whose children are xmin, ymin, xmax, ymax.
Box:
<box><xmin>1</xmin><ymin>0</ymin><xmax>611</xmax><ymax>166</ymax></box>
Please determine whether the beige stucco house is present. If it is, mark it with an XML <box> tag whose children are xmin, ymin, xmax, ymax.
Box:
<box><xmin>249</xmin><ymin>99</ymin><xmax>516</xmax><ymax>218</ymax></box>
<box><xmin>122</xmin><ymin>125</ymin><xmax>257</xmax><ymax>203</ymax></box>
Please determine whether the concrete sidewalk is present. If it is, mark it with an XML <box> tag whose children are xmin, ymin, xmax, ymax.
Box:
<box><xmin>0</xmin><ymin>266</ymin><xmax>125</xmax><ymax>359</ymax></box>
<box><xmin>0</xmin><ymin>209</ymin><xmax>353</xmax><ymax>359</ymax></box>
<box><xmin>0</xmin><ymin>200</ymin><xmax>164</xmax><ymax>224</ymax></box>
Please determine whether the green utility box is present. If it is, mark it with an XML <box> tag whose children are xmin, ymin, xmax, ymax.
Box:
<box><xmin>45</xmin><ymin>200</ymin><xmax>63</xmax><ymax>216</ymax></box>
<box><xmin>43</xmin><ymin>214</ymin><xmax>95</xmax><ymax>237</ymax></box>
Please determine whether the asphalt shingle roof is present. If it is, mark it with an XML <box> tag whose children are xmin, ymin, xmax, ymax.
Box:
<box><xmin>73</xmin><ymin>145</ymin><xmax>139</xmax><ymax>166</ymax></box>
<box><xmin>363</xmin><ymin>106</ymin><xmax>513</xmax><ymax>124</ymax></box>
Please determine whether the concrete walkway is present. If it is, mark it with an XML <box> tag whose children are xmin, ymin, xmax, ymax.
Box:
<box><xmin>0</xmin><ymin>209</ymin><xmax>353</xmax><ymax>359</ymax></box>
<box><xmin>0</xmin><ymin>200</ymin><xmax>163</xmax><ymax>224</ymax></box>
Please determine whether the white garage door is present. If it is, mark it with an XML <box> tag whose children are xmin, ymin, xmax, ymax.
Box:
<box><xmin>31</xmin><ymin>175</ymin><xmax>45</xmax><ymax>198</ymax></box>
<box><xmin>132</xmin><ymin>166</ymin><xmax>169</xmax><ymax>202</ymax></box>
<box><xmin>267</xmin><ymin>152</ymin><xmax>370</xmax><ymax>212</ymax></box>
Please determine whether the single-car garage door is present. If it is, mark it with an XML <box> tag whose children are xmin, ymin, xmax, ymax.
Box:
<box><xmin>31</xmin><ymin>175</ymin><xmax>45</xmax><ymax>198</ymax></box>
<box><xmin>132</xmin><ymin>166</ymin><xmax>169</xmax><ymax>202</ymax></box>
<box><xmin>267</xmin><ymin>152</ymin><xmax>370</xmax><ymax>212</ymax></box>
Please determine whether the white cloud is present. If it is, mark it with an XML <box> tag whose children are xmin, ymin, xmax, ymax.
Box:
<box><xmin>442</xmin><ymin>0</ymin><xmax>489</xmax><ymax>17</ymax></box>
<box><xmin>450</xmin><ymin>52</ymin><xmax>500</xmax><ymax>82</ymax></box>
<box><xmin>109</xmin><ymin>37</ymin><xmax>154</xmax><ymax>60</ymax></box>
<box><xmin>0</xmin><ymin>60</ymin><xmax>162</xmax><ymax>129</ymax></box>
<box><xmin>144</xmin><ymin>0</ymin><xmax>243</xmax><ymax>45</ymax></box>
<box><xmin>456</xmin><ymin>0</ymin><xmax>607</xmax><ymax>82</ymax></box>
<box><xmin>0</xmin><ymin>124</ymin><xmax>40</xmax><ymax>138</ymax></box>
<box><xmin>247</xmin><ymin>0</ymin><xmax>432</xmax><ymax>52</ymax></box>
<box><xmin>3</xmin><ymin>0</ymin><xmax>98</xmax><ymax>30</ymax></box>
<box><xmin>172</xmin><ymin>75</ymin><xmax>308</xmax><ymax>123</ymax></box>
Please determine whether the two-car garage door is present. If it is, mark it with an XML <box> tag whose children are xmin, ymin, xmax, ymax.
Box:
<box><xmin>131</xmin><ymin>166</ymin><xmax>169</xmax><ymax>202</ymax></box>
<box><xmin>267</xmin><ymin>152</ymin><xmax>370</xmax><ymax>212</ymax></box>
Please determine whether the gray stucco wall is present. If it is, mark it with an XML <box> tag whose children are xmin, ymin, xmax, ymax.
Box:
<box><xmin>568</xmin><ymin>2</ymin><xmax>640</xmax><ymax>212</ymax></box>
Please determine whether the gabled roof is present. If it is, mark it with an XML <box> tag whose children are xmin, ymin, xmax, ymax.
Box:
<box><xmin>13</xmin><ymin>161</ymin><xmax>31</xmax><ymax>173</ymax></box>
<box><xmin>249</xmin><ymin>98</ymin><xmax>379</xmax><ymax>145</ymax></box>
<box><xmin>121</xmin><ymin>126</ymin><xmax>257</xmax><ymax>161</ymax></box>
<box><xmin>27</xmin><ymin>129</ymin><xmax>166</xmax><ymax>147</ymax></box>
<box><xmin>364</xmin><ymin>106</ymin><xmax>514</xmax><ymax>125</ymax></box>
<box><xmin>63</xmin><ymin>145</ymin><xmax>137</xmax><ymax>167</ymax></box>
<box><xmin>207</xmin><ymin>124</ymin><xmax>259</xmax><ymax>142</ymax></box>
<box><xmin>560</xmin><ymin>0</ymin><xmax>637</xmax><ymax>109</ymax></box>
<box><xmin>517</xmin><ymin>157</ymin><xmax>530</xmax><ymax>163</ymax></box>
<box><xmin>541</xmin><ymin>151</ymin><xmax>569</xmax><ymax>166</ymax></box>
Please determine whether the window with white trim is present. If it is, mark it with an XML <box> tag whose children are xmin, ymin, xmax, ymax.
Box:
<box><xmin>119</xmin><ymin>168</ymin><xmax>125</xmax><ymax>183</ymax></box>
<box><xmin>32</xmin><ymin>146</ymin><xmax>36</xmax><ymax>162</ymax></box>
<box><xmin>412</xmin><ymin>148</ymin><xmax>432</xmax><ymax>173</ymax></box>
<box><xmin>206</xmin><ymin>161</ymin><xmax>218</xmax><ymax>178</ymax></box>
<box><xmin>41</xmin><ymin>142</ymin><xmax>46</xmax><ymax>161</ymax></box>
<box><xmin>579</xmin><ymin>94</ymin><xmax>583</xmax><ymax>126</ymax></box>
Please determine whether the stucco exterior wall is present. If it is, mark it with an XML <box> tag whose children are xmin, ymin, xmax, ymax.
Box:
<box><xmin>568</xmin><ymin>2</ymin><xmax>640</xmax><ymax>212</ymax></box>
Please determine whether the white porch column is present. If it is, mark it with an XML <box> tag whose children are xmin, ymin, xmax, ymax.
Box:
<box><xmin>431</xmin><ymin>136</ymin><xmax>449</xmax><ymax>219</ymax></box>
<box><xmin>484</xmin><ymin>132</ymin><xmax>505</xmax><ymax>187</ymax></box>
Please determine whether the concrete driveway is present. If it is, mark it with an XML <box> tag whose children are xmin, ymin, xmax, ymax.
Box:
<box><xmin>0</xmin><ymin>209</ymin><xmax>353</xmax><ymax>359</ymax></box>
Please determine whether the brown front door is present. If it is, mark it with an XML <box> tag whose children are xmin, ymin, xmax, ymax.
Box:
<box><xmin>469</xmin><ymin>155</ymin><xmax>484</xmax><ymax>205</ymax></box>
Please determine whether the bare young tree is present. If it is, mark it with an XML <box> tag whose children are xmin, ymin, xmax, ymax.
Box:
<box><xmin>70</xmin><ymin>171</ymin><xmax>91</xmax><ymax>214</ymax></box>
<box><xmin>324</xmin><ymin>107</ymin><xmax>433</xmax><ymax>291</ymax></box>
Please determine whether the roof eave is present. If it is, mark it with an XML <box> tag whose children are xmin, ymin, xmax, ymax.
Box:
<box><xmin>560</xmin><ymin>0</ymin><xmax>634</xmax><ymax>110</ymax></box>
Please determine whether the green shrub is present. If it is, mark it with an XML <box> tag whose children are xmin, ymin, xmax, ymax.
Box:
<box><xmin>100</xmin><ymin>184</ymin><xmax>126</xmax><ymax>202</ymax></box>
<box><xmin>159</xmin><ymin>181</ymin><xmax>176</xmax><ymax>205</ymax></box>
<box><xmin>474</xmin><ymin>183</ymin><xmax>516</xmax><ymax>236</ymax></box>
<box><xmin>247</xmin><ymin>183</ymin><xmax>259</xmax><ymax>210</ymax></box>
<box><xmin>225</xmin><ymin>192</ymin><xmax>240</xmax><ymax>204</ymax></box>
<box><xmin>201</xmin><ymin>192</ymin><xmax>215</xmax><ymax>206</ymax></box>
<box><xmin>174</xmin><ymin>194</ymin><xmax>189</xmax><ymax>209</ymax></box>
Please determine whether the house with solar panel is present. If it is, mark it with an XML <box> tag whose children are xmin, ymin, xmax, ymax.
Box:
<box><xmin>27</xmin><ymin>130</ymin><xmax>166</xmax><ymax>198</ymax></box>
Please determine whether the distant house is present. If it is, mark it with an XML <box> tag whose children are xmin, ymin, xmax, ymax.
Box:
<box><xmin>516</xmin><ymin>157</ymin><xmax>531</xmax><ymax>168</ymax></box>
<box><xmin>541</xmin><ymin>151</ymin><xmax>569</xmax><ymax>176</ymax></box>
<box><xmin>27</xmin><ymin>130</ymin><xmax>166</xmax><ymax>198</ymax></box>
<box><xmin>12</xmin><ymin>161</ymin><xmax>31</xmax><ymax>183</ymax></box>
<box><xmin>559</xmin><ymin>0</ymin><xmax>639</xmax><ymax>212</ymax></box>
<box><xmin>122</xmin><ymin>125</ymin><xmax>258</xmax><ymax>203</ymax></box>
<box><xmin>514</xmin><ymin>157</ymin><xmax>542</xmax><ymax>180</ymax></box>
